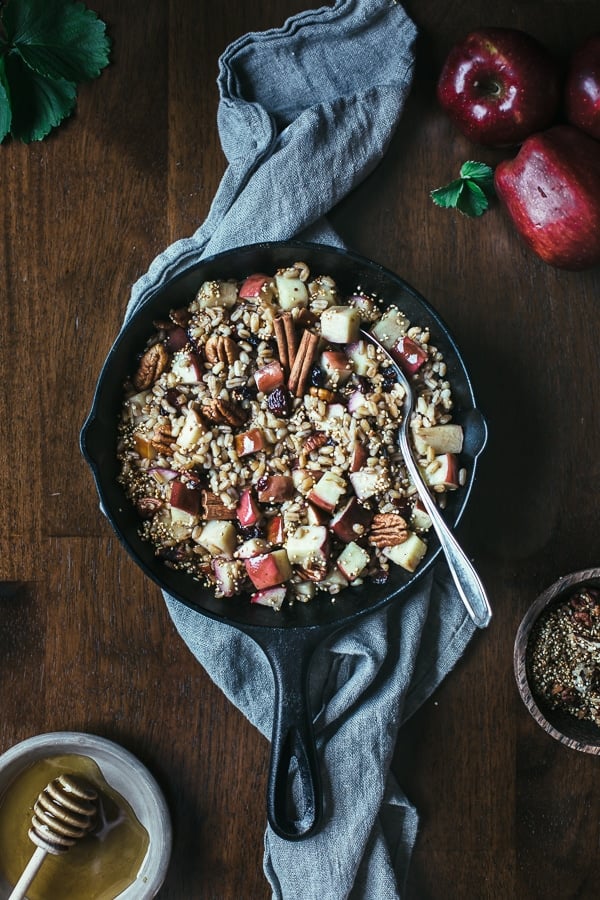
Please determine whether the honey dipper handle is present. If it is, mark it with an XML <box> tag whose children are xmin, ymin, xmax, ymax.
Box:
<box><xmin>8</xmin><ymin>846</ymin><xmax>47</xmax><ymax>900</ymax></box>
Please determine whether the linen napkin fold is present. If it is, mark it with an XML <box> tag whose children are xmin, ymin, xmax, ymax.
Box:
<box><xmin>124</xmin><ymin>2</ymin><xmax>481</xmax><ymax>897</ymax></box>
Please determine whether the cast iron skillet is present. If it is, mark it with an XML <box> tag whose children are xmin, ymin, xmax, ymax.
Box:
<box><xmin>80</xmin><ymin>241</ymin><xmax>487</xmax><ymax>840</ymax></box>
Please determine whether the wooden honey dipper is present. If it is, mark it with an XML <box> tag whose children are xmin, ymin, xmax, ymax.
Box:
<box><xmin>8</xmin><ymin>773</ymin><xmax>98</xmax><ymax>900</ymax></box>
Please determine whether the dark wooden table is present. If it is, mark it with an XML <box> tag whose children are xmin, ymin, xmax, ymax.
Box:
<box><xmin>1</xmin><ymin>1</ymin><xmax>600</xmax><ymax>897</ymax></box>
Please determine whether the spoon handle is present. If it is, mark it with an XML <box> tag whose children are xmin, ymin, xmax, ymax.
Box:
<box><xmin>400</xmin><ymin>433</ymin><xmax>492</xmax><ymax>628</ymax></box>
<box><xmin>8</xmin><ymin>846</ymin><xmax>47</xmax><ymax>900</ymax></box>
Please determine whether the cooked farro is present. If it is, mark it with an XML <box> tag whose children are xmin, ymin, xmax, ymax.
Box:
<box><xmin>117</xmin><ymin>263</ymin><xmax>464</xmax><ymax>610</ymax></box>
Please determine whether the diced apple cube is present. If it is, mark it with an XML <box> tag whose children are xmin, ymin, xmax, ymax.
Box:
<box><xmin>320</xmin><ymin>306</ymin><xmax>360</xmax><ymax>344</ymax></box>
<box><xmin>177</xmin><ymin>409</ymin><xmax>205</xmax><ymax>450</ymax></box>
<box><xmin>319</xmin><ymin>566</ymin><xmax>349</xmax><ymax>594</ymax></box>
<box><xmin>170</xmin><ymin>480</ymin><xmax>202</xmax><ymax>516</ymax></box>
<box><xmin>411</xmin><ymin>499</ymin><xmax>432</xmax><ymax>532</ymax></box>
<box><xmin>254</xmin><ymin>360</ymin><xmax>285</xmax><ymax>393</ymax></box>
<box><xmin>245</xmin><ymin>549</ymin><xmax>292</xmax><ymax>589</ymax></box>
<box><xmin>336</xmin><ymin>541</ymin><xmax>370</xmax><ymax>582</ymax></box>
<box><xmin>275</xmin><ymin>274</ymin><xmax>309</xmax><ymax>310</ymax></box>
<box><xmin>349</xmin><ymin>439</ymin><xmax>368</xmax><ymax>473</ymax></box>
<box><xmin>371</xmin><ymin>308</ymin><xmax>411</xmax><ymax>349</ymax></box>
<box><xmin>257</xmin><ymin>475</ymin><xmax>294</xmax><ymax>503</ymax></box>
<box><xmin>345</xmin><ymin>340</ymin><xmax>372</xmax><ymax>376</ymax></box>
<box><xmin>383</xmin><ymin>532</ymin><xmax>427</xmax><ymax>572</ymax></box>
<box><xmin>235</xmin><ymin>428</ymin><xmax>267</xmax><ymax>457</ymax></box>
<box><xmin>285</xmin><ymin>525</ymin><xmax>330</xmax><ymax>570</ymax></box>
<box><xmin>307</xmin><ymin>471</ymin><xmax>346</xmax><ymax>512</ymax></box>
<box><xmin>413</xmin><ymin>424</ymin><xmax>464</xmax><ymax>455</ymax></box>
<box><xmin>391</xmin><ymin>336</ymin><xmax>428</xmax><ymax>375</ymax></box>
<box><xmin>422</xmin><ymin>453</ymin><xmax>460</xmax><ymax>490</ymax></box>
<box><xmin>236</xmin><ymin>488</ymin><xmax>262</xmax><ymax>528</ymax></box>
<box><xmin>196</xmin><ymin>279</ymin><xmax>238</xmax><ymax>308</ymax></box>
<box><xmin>239</xmin><ymin>273</ymin><xmax>271</xmax><ymax>299</ymax></box>
<box><xmin>197</xmin><ymin>520</ymin><xmax>237</xmax><ymax>556</ymax></box>
<box><xmin>133</xmin><ymin>432</ymin><xmax>157</xmax><ymax>460</ymax></box>
<box><xmin>170</xmin><ymin>506</ymin><xmax>198</xmax><ymax>527</ymax></box>
<box><xmin>306</xmin><ymin>502</ymin><xmax>328</xmax><ymax>526</ymax></box>
<box><xmin>266</xmin><ymin>514</ymin><xmax>284</xmax><ymax>545</ymax></box>
<box><xmin>330</xmin><ymin>497</ymin><xmax>373</xmax><ymax>543</ymax></box>
<box><xmin>251</xmin><ymin>585</ymin><xmax>287</xmax><ymax>610</ymax></box>
<box><xmin>347</xmin><ymin>390</ymin><xmax>370</xmax><ymax>415</ymax></box>
<box><xmin>171</xmin><ymin>351</ymin><xmax>203</xmax><ymax>384</ymax></box>
<box><xmin>349</xmin><ymin>468</ymin><xmax>382</xmax><ymax>501</ymax></box>
<box><xmin>291</xmin><ymin>581</ymin><xmax>316</xmax><ymax>603</ymax></box>
<box><xmin>308</xmin><ymin>278</ymin><xmax>338</xmax><ymax>308</ymax></box>
<box><xmin>212</xmin><ymin>557</ymin><xmax>244</xmax><ymax>597</ymax></box>
<box><xmin>235</xmin><ymin>538</ymin><xmax>269</xmax><ymax>559</ymax></box>
<box><xmin>320</xmin><ymin>350</ymin><xmax>352</xmax><ymax>384</ymax></box>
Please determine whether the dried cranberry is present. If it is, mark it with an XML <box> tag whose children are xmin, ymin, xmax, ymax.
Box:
<box><xmin>240</xmin><ymin>524</ymin><xmax>264</xmax><ymax>540</ymax></box>
<box><xmin>310</xmin><ymin>366</ymin><xmax>325</xmax><ymax>388</ymax></box>
<box><xmin>256</xmin><ymin>475</ymin><xmax>269</xmax><ymax>492</ymax></box>
<box><xmin>381</xmin><ymin>366</ymin><xmax>399</xmax><ymax>391</ymax></box>
<box><xmin>232</xmin><ymin>384</ymin><xmax>257</xmax><ymax>402</ymax></box>
<box><xmin>267</xmin><ymin>386</ymin><xmax>292</xmax><ymax>417</ymax></box>
<box><xmin>164</xmin><ymin>387</ymin><xmax>185</xmax><ymax>411</ymax></box>
<box><xmin>371</xmin><ymin>569</ymin><xmax>389</xmax><ymax>585</ymax></box>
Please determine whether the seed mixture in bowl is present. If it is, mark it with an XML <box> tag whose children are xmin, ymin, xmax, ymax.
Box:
<box><xmin>117</xmin><ymin>262</ymin><xmax>466</xmax><ymax>610</ymax></box>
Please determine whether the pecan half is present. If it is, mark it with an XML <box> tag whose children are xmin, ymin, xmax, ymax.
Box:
<box><xmin>368</xmin><ymin>513</ymin><xmax>409</xmax><ymax>548</ymax></box>
<box><xmin>200</xmin><ymin>490</ymin><xmax>236</xmax><ymax>520</ymax></box>
<box><xmin>133</xmin><ymin>342</ymin><xmax>169</xmax><ymax>390</ymax></box>
<box><xmin>151</xmin><ymin>424</ymin><xmax>175</xmax><ymax>453</ymax></box>
<box><xmin>205</xmin><ymin>334</ymin><xmax>239</xmax><ymax>365</ymax></box>
<box><xmin>170</xmin><ymin>307</ymin><xmax>192</xmax><ymax>328</ymax></box>
<box><xmin>202</xmin><ymin>398</ymin><xmax>247</xmax><ymax>427</ymax></box>
<box><xmin>135</xmin><ymin>497</ymin><xmax>163</xmax><ymax>519</ymax></box>
<box><xmin>304</xmin><ymin>432</ymin><xmax>328</xmax><ymax>454</ymax></box>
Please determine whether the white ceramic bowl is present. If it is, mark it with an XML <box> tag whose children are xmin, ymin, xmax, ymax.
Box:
<box><xmin>0</xmin><ymin>732</ymin><xmax>172</xmax><ymax>898</ymax></box>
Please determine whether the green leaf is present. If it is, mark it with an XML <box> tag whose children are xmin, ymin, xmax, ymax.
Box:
<box><xmin>5</xmin><ymin>50</ymin><xmax>77</xmax><ymax>142</ymax></box>
<box><xmin>3</xmin><ymin>0</ymin><xmax>111</xmax><ymax>83</ymax></box>
<box><xmin>0</xmin><ymin>58</ymin><xmax>11</xmax><ymax>142</ymax></box>
<box><xmin>456</xmin><ymin>180</ymin><xmax>489</xmax><ymax>217</ymax></box>
<box><xmin>459</xmin><ymin>160</ymin><xmax>494</xmax><ymax>190</ymax></box>
<box><xmin>430</xmin><ymin>178</ymin><xmax>464</xmax><ymax>210</ymax></box>
<box><xmin>430</xmin><ymin>159</ymin><xmax>496</xmax><ymax>217</ymax></box>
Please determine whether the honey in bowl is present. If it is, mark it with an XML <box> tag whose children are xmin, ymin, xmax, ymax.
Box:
<box><xmin>0</xmin><ymin>753</ymin><xmax>149</xmax><ymax>899</ymax></box>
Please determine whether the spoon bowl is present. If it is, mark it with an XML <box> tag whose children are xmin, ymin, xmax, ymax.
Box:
<box><xmin>360</xmin><ymin>329</ymin><xmax>492</xmax><ymax>629</ymax></box>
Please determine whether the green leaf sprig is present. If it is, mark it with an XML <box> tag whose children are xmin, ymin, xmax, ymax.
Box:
<box><xmin>430</xmin><ymin>161</ymin><xmax>496</xmax><ymax>217</ymax></box>
<box><xmin>0</xmin><ymin>0</ymin><xmax>111</xmax><ymax>144</ymax></box>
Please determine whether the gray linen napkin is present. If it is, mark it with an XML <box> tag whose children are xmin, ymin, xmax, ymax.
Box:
<box><xmin>124</xmin><ymin>2</ymin><xmax>480</xmax><ymax>897</ymax></box>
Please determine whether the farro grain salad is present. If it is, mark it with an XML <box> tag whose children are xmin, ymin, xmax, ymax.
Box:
<box><xmin>117</xmin><ymin>262</ymin><xmax>467</xmax><ymax>610</ymax></box>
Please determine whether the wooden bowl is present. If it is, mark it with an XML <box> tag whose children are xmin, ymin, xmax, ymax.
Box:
<box><xmin>514</xmin><ymin>568</ymin><xmax>600</xmax><ymax>755</ymax></box>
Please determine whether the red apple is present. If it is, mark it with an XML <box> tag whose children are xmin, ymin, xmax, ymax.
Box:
<box><xmin>236</xmin><ymin>488</ymin><xmax>261</xmax><ymax>528</ymax></box>
<box><xmin>565</xmin><ymin>33</ymin><xmax>600</xmax><ymax>141</ymax></box>
<box><xmin>330</xmin><ymin>497</ymin><xmax>373</xmax><ymax>543</ymax></box>
<box><xmin>250</xmin><ymin>586</ymin><xmax>287</xmax><ymax>610</ymax></box>
<box><xmin>437</xmin><ymin>28</ymin><xmax>561</xmax><ymax>147</ymax></box>
<box><xmin>391</xmin><ymin>336</ymin><xmax>427</xmax><ymax>375</ymax></box>
<box><xmin>254</xmin><ymin>360</ymin><xmax>284</xmax><ymax>393</ymax></box>
<box><xmin>257</xmin><ymin>475</ymin><xmax>294</xmax><ymax>503</ymax></box>
<box><xmin>494</xmin><ymin>125</ymin><xmax>600</xmax><ymax>270</ymax></box>
<box><xmin>239</xmin><ymin>273</ymin><xmax>270</xmax><ymax>299</ymax></box>
<box><xmin>266</xmin><ymin>514</ymin><xmax>284</xmax><ymax>545</ymax></box>
<box><xmin>170</xmin><ymin>480</ymin><xmax>201</xmax><ymax>516</ymax></box>
<box><xmin>234</xmin><ymin>428</ymin><xmax>267</xmax><ymax>457</ymax></box>
<box><xmin>244</xmin><ymin>549</ymin><xmax>292</xmax><ymax>589</ymax></box>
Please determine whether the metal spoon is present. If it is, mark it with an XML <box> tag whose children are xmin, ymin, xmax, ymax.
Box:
<box><xmin>360</xmin><ymin>328</ymin><xmax>492</xmax><ymax>629</ymax></box>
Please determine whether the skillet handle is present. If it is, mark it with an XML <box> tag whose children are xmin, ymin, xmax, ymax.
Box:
<box><xmin>260</xmin><ymin>631</ymin><xmax>322</xmax><ymax>840</ymax></box>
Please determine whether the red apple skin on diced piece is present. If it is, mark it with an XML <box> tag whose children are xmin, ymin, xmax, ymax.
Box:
<box><xmin>235</xmin><ymin>428</ymin><xmax>266</xmax><ymax>457</ymax></box>
<box><xmin>349</xmin><ymin>468</ymin><xmax>381</xmax><ymax>501</ymax></box>
<box><xmin>424</xmin><ymin>453</ymin><xmax>460</xmax><ymax>490</ymax></box>
<box><xmin>245</xmin><ymin>549</ymin><xmax>292</xmax><ymax>589</ymax></box>
<box><xmin>257</xmin><ymin>475</ymin><xmax>295</xmax><ymax>503</ymax></box>
<box><xmin>166</xmin><ymin>326</ymin><xmax>189</xmax><ymax>352</ymax></box>
<box><xmin>320</xmin><ymin>350</ymin><xmax>352</xmax><ymax>384</ymax></box>
<box><xmin>254</xmin><ymin>360</ymin><xmax>285</xmax><ymax>393</ymax></box>
<box><xmin>172</xmin><ymin>351</ymin><xmax>203</xmax><ymax>383</ymax></box>
<box><xmin>212</xmin><ymin>558</ymin><xmax>243</xmax><ymax>597</ymax></box>
<box><xmin>307</xmin><ymin>471</ymin><xmax>346</xmax><ymax>512</ymax></box>
<box><xmin>285</xmin><ymin>525</ymin><xmax>330</xmax><ymax>568</ymax></box>
<box><xmin>330</xmin><ymin>497</ymin><xmax>373</xmax><ymax>543</ymax></box>
<box><xmin>251</xmin><ymin>585</ymin><xmax>287</xmax><ymax>610</ymax></box>
<box><xmin>266</xmin><ymin>514</ymin><xmax>284</xmax><ymax>545</ymax></box>
<box><xmin>306</xmin><ymin>502</ymin><xmax>328</xmax><ymax>526</ymax></box>
<box><xmin>239</xmin><ymin>273</ymin><xmax>270</xmax><ymax>298</ymax></box>
<box><xmin>170</xmin><ymin>480</ymin><xmax>202</xmax><ymax>516</ymax></box>
<box><xmin>236</xmin><ymin>488</ymin><xmax>262</xmax><ymax>528</ymax></box>
<box><xmin>349</xmin><ymin>439</ymin><xmax>368</xmax><ymax>473</ymax></box>
<box><xmin>336</xmin><ymin>541</ymin><xmax>371</xmax><ymax>582</ymax></box>
<box><xmin>391</xmin><ymin>336</ymin><xmax>428</xmax><ymax>375</ymax></box>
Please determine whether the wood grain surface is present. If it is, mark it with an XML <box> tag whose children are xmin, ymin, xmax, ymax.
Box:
<box><xmin>1</xmin><ymin>1</ymin><xmax>600</xmax><ymax>897</ymax></box>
